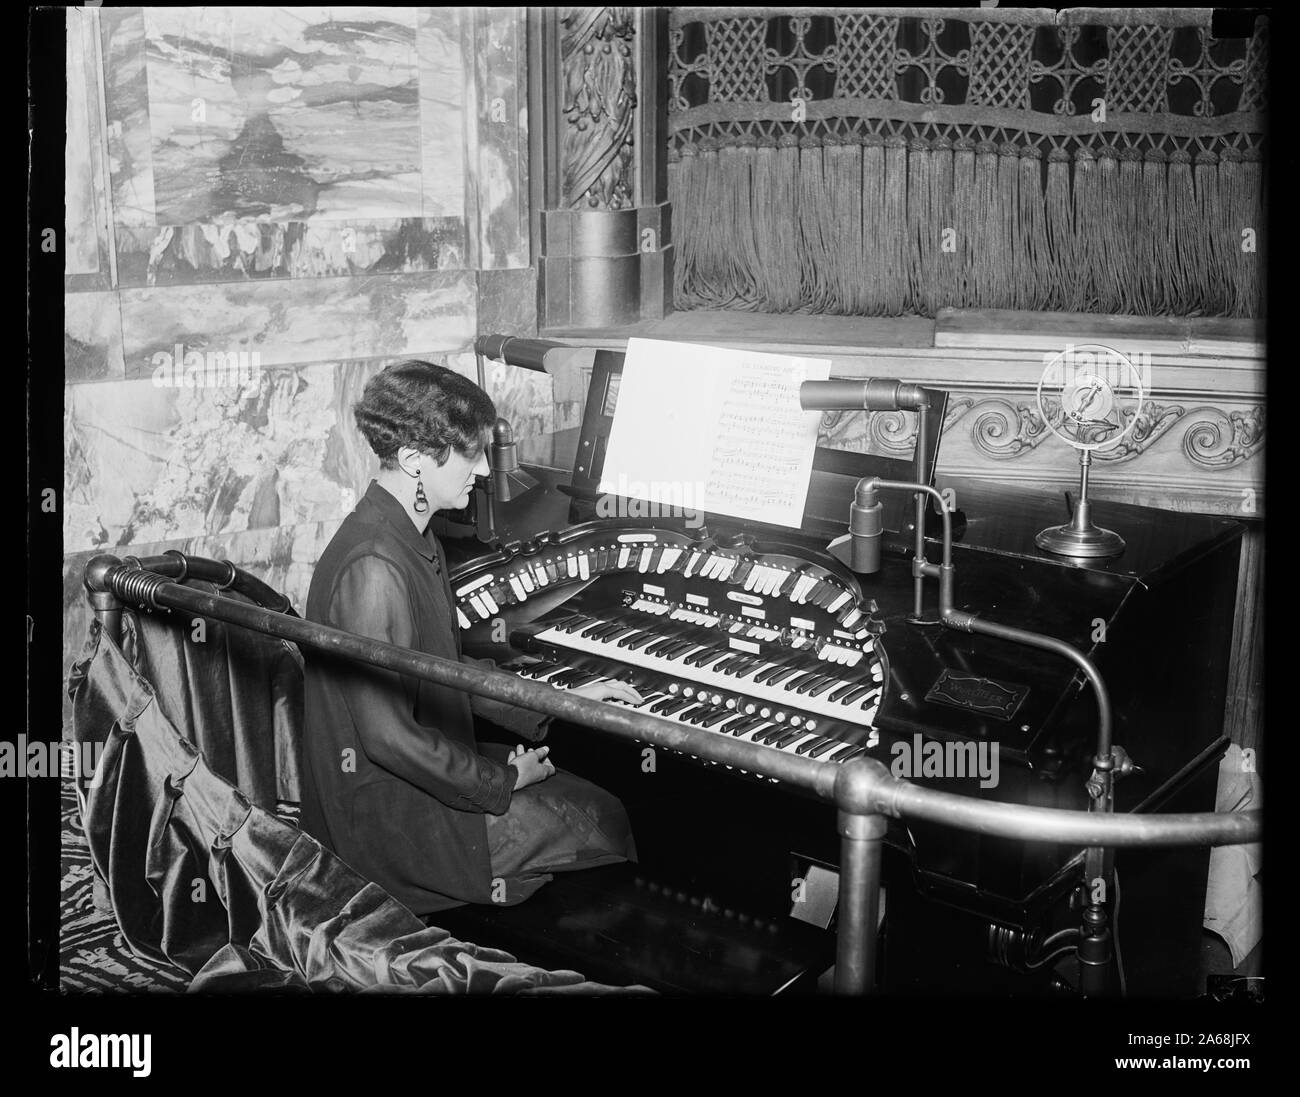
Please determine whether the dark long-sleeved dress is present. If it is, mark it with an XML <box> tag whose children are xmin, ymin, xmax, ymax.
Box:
<box><xmin>301</xmin><ymin>480</ymin><xmax>632</xmax><ymax>915</ymax></box>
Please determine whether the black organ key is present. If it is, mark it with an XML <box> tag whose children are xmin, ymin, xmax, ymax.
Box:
<box><xmin>840</xmin><ymin>683</ymin><xmax>876</xmax><ymax>706</ymax></box>
<box><xmin>659</xmin><ymin>697</ymin><xmax>695</xmax><ymax>717</ymax></box>
<box><xmin>756</xmin><ymin>725</ymin><xmax>788</xmax><ymax>745</ymax></box>
<box><xmin>699</xmin><ymin>708</ymin><xmax>734</xmax><ymax>729</ymax></box>
<box><xmin>795</xmin><ymin>735</ymin><xmax>829</xmax><ymax>755</ymax></box>
<box><xmin>729</xmin><ymin>558</ymin><xmax>755</xmax><ymax>586</ymax></box>
<box><xmin>724</xmin><ymin>655</ymin><xmax>763</xmax><ymax>677</ymax></box>
<box><xmin>619</xmin><ymin>630</ymin><xmax>659</xmax><ymax>651</ymax></box>
<box><xmin>720</xmin><ymin>715</ymin><xmax>753</xmax><ymax>735</ymax></box>
<box><xmin>773</xmin><ymin>729</ymin><xmax>805</xmax><ymax>749</ymax></box>
<box><xmin>805</xmin><ymin>676</ymin><xmax>839</xmax><ymax>699</ymax></box>
<box><xmin>642</xmin><ymin>635</ymin><xmax>682</xmax><ymax>658</ymax></box>
<box><xmin>766</xmin><ymin>664</ymin><xmax>803</xmax><ymax>687</ymax></box>
<box><xmin>752</xmin><ymin>653</ymin><xmax>800</xmax><ymax>686</ymax></box>
<box><xmin>805</xmin><ymin>738</ymin><xmax>841</xmax><ymax>758</ymax></box>
<box><xmin>647</xmin><ymin>545</ymin><xmax>664</xmax><ymax>572</ymax></box>
<box><xmin>682</xmin><ymin>646</ymin><xmax>721</xmax><ymax>668</ymax></box>
<box><xmin>545</xmin><ymin>561</ymin><xmax>560</xmax><ymax>583</ymax></box>
<box><xmin>791</xmin><ymin>673</ymin><xmax>824</xmax><ymax>695</ymax></box>
<box><xmin>827</xmin><ymin>679</ymin><xmax>864</xmax><ymax>703</ymax></box>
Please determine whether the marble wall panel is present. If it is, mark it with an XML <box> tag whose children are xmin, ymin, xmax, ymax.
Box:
<box><xmin>66</xmin><ymin>8</ymin><xmax>111</xmax><ymax>284</ymax></box>
<box><xmin>141</xmin><ymin>8</ymin><xmax>423</xmax><ymax>223</ymax></box>
<box><xmin>418</xmin><ymin>7</ymin><xmax>467</xmax><ymax>219</ymax></box>
<box><xmin>114</xmin><ymin>216</ymin><xmax>468</xmax><ymax>286</ymax></box>
<box><xmin>477</xmin><ymin>267</ymin><xmax>537</xmax><ymax>337</ymax></box>
<box><xmin>118</xmin><ymin>271</ymin><xmax>476</xmax><ymax>375</ymax></box>
<box><xmin>64</xmin><ymin>358</ymin><xmax>391</xmax><ymax>554</ymax></box>
<box><xmin>100</xmin><ymin>7</ymin><xmax>157</xmax><ymax>227</ymax></box>
<box><xmin>464</xmin><ymin>8</ymin><xmax>530</xmax><ymax>269</ymax></box>
<box><xmin>65</xmin><ymin>292</ymin><xmax>126</xmax><ymax>383</ymax></box>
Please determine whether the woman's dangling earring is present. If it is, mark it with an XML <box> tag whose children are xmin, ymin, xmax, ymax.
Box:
<box><xmin>413</xmin><ymin>473</ymin><xmax>429</xmax><ymax>513</ymax></box>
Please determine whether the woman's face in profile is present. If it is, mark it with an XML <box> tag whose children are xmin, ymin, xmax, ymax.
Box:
<box><xmin>428</xmin><ymin>444</ymin><xmax>490</xmax><ymax>511</ymax></box>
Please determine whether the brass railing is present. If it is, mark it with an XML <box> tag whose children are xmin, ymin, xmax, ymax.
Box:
<box><xmin>83</xmin><ymin>553</ymin><xmax>1262</xmax><ymax>995</ymax></box>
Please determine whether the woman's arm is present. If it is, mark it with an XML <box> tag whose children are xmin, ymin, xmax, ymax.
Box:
<box><xmin>328</xmin><ymin>554</ymin><xmax>518</xmax><ymax>813</ymax></box>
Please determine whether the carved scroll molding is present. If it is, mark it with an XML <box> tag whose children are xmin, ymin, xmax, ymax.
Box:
<box><xmin>561</xmin><ymin>7</ymin><xmax>637</xmax><ymax>209</ymax></box>
<box><xmin>819</xmin><ymin>397</ymin><xmax>1265</xmax><ymax>471</ymax></box>
<box><xmin>943</xmin><ymin>397</ymin><xmax>1265</xmax><ymax>468</ymax></box>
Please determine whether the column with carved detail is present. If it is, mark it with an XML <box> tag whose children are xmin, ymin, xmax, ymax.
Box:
<box><xmin>529</xmin><ymin>8</ymin><xmax>672</xmax><ymax>329</ymax></box>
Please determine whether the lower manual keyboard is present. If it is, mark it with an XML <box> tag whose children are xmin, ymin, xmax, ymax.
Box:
<box><xmin>506</xmin><ymin>657</ymin><xmax>882</xmax><ymax>775</ymax></box>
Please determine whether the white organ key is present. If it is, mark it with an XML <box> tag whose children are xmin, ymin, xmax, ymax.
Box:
<box><xmin>469</xmin><ymin>593</ymin><xmax>490</xmax><ymax>619</ymax></box>
<box><xmin>534</xmin><ymin>563</ymin><xmax>550</xmax><ymax>586</ymax></box>
<box><xmin>519</xmin><ymin>569</ymin><xmax>535</xmax><ymax>593</ymax></box>
<box><xmin>658</xmin><ymin>547</ymin><xmax>681</xmax><ymax>573</ymax></box>
<box><xmin>683</xmin><ymin>551</ymin><xmax>703</xmax><ymax>578</ymax></box>
<box><xmin>638</xmin><ymin>546</ymin><xmax>653</xmax><ymax>573</ymax></box>
<box><xmin>566</xmin><ymin>556</ymin><xmax>579</xmax><ymax>579</ymax></box>
<box><xmin>618</xmin><ymin>546</ymin><xmax>632</xmax><ymax>569</ymax></box>
<box><xmin>575</xmin><ymin>554</ymin><xmax>588</xmax><ymax>580</ymax></box>
<box><xmin>841</xmin><ymin>608</ymin><xmax>862</xmax><ymax>628</ymax></box>
<box><xmin>826</xmin><ymin>590</ymin><xmax>852</xmax><ymax>614</ymax></box>
<box><xmin>481</xmin><ymin>590</ymin><xmax>500</xmax><ymax>615</ymax></box>
<box><xmin>508</xmin><ymin>576</ymin><xmax>528</xmax><ymax>601</ymax></box>
<box><xmin>456</xmin><ymin>607</ymin><xmax>471</xmax><ymax>629</ymax></box>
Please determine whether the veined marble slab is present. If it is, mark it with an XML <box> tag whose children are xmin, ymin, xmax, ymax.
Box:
<box><xmin>419</xmin><ymin>7</ymin><xmax>467</xmax><ymax>219</ymax></box>
<box><xmin>464</xmin><ymin>8</ymin><xmax>529</xmax><ymax>269</ymax></box>
<box><xmin>65</xmin><ymin>292</ymin><xmax>126</xmax><ymax>383</ymax></box>
<box><xmin>64</xmin><ymin>358</ymin><xmax>390</xmax><ymax>553</ymax></box>
<box><xmin>101</xmin><ymin>7</ymin><xmax>157</xmax><ymax>228</ymax></box>
<box><xmin>67</xmin><ymin>8</ymin><xmax>108</xmax><ymax>280</ymax></box>
<box><xmin>118</xmin><ymin>271</ymin><xmax>476</xmax><ymax>375</ymax></box>
<box><xmin>143</xmin><ymin>7</ymin><xmax>423</xmax><ymax>222</ymax></box>
<box><xmin>114</xmin><ymin>216</ymin><xmax>468</xmax><ymax>285</ymax></box>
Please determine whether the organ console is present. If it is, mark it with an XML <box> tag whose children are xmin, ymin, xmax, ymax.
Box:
<box><xmin>437</xmin><ymin>336</ymin><xmax>1245</xmax><ymax>995</ymax></box>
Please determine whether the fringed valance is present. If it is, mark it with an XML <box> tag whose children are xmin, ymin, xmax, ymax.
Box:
<box><xmin>668</xmin><ymin>9</ymin><xmax>1267</xmax><ymax>317</ymax></box>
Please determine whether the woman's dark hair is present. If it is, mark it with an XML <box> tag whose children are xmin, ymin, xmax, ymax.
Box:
<box><xmin>354</xmin><ymin>360</ymin><xmax>496</xmax><ymax>468</ymax></box>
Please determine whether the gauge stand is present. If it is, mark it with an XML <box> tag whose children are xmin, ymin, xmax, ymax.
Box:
<box><xmin>1035</xmin><ymin>449</ymin><xmax>1125</xmax><ymax>558</ymax></box>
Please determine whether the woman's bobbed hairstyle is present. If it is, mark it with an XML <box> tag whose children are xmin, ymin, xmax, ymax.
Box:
<box><xmin>354</xmin><ymin>360</ymin><xmax>496</xmax><ymax>468</ymax></box>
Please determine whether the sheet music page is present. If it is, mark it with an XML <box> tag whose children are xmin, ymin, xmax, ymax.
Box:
<box><xmin>598</xmin><ymin>338</ymin><xmax>831</xmax><ymax>529</ymax></box>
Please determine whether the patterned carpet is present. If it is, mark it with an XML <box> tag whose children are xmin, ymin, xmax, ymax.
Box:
<box><xmin>59</xmin><ymin>779</ymin><xmax>188</xmax><ymax>993</ymax></box>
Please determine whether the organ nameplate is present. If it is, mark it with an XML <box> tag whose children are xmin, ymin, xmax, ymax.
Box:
<box><xmin>740</xmin><ymin>606</ymin><xmax>766</xmax><ymax>619</ymax></box>
<box><xmin>617</xmin><ymin>532</ymin><xmax>658</xmax><ymax>543</ymax></box>
<box><xmin>643</xmin><ymin>584</ymin><xmax>666</xmax><ymax>597</ymax></box>
<box><xmin>729</xmin><ymin>638</ymin><xmax>761</xmax><ymax>654</ymax></box>
<box><xmin>686</xmin><ymin>594</ymin><xmax>710</xmax><ymax>607</ymax></box>
<box><xmin>454</xmin><ymin>573</ymin><xmax>494</xmax><ymax>596</ymax></box>
<box><xmin>791</xmin><ymin>617</ymin><xmax>815</xmax><ymax>632</ymax></box>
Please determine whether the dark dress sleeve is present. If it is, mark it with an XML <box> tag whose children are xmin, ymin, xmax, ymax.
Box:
<box><xmin>462</xmin><ymin>653</ymin><xmax>553</xmax><ymax>742</ymax></box>
<box><xmin>328</xmin><ymin>553</ymin><xmax>518</xmax><ymax>813</ymax></box>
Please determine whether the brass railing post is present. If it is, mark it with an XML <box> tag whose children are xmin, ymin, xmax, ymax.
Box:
<box><xmin>834</xmin><ymin>808</ymin><xmax>887</xmax><ymax>995</ymax></box>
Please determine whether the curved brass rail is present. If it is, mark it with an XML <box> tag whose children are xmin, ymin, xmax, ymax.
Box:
<box><xmin>83</xmin><ymin>553</ymin><xmax>1261</xmax><ymax>996</ymax></box>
